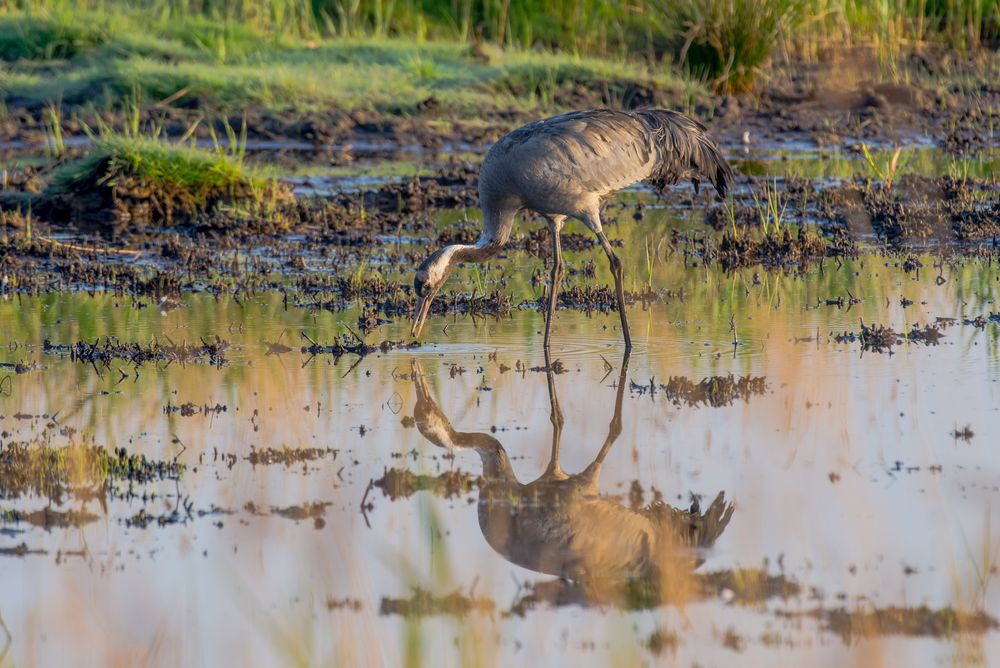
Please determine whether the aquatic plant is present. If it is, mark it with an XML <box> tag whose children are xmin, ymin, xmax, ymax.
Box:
<box><xmin>861</xmin><ymin>144</ymin><xmax>909</xmax><ymax>190</ymax></box>
<box><xmin>751</xmin><ymin>176</ymin><xmax>789</xmax><ymax>235</ymax></box>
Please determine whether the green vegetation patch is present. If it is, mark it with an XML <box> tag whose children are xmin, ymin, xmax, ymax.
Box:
<box><xmin>46</xmin><ymin>131</ymin><xmax>292</xmax><ymax>228</ymax></box>
<box><xmin>0</xmin><ymin>11</ymin><xmax>112</xmax><ymax>60</ymax></box>
<box><xmin>656</xmin><ymin>0</ymin><xmax>805</xmax><ymax>93</ymax></box>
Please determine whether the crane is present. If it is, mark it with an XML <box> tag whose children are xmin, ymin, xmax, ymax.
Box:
<box><xmin>410</xmin><ymin>108</ymin><xmax>735</xmax><ymax>349</ymax></box>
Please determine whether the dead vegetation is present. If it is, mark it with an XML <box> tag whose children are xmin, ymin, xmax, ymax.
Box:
<box><xmin>630</xmin><ymin>375</ymin><xmax>768</xmax><ymax>407</ymax></box>
<box><xmin>380</xmin><ymin>586</ymin><xmax>495</xmax><ymax>617</ymax></box>
<box><xmin>43</xmin><ymin>336</ymin><xmax>229</xmax><ymax>367</ymax></box>
<box><xmin>372</xmin><ymin>467</ymin><xmax>481</xmax><ymax>501</ymax></box>
<box><xmin>779</xmin><ymin>605</ymin><xmax>999</xmax><ymax>642</ymax></box>
<box><xmin>832</xmin><ymin>320</ymin><xmax>945</xmax><ymax>353</ymax></box>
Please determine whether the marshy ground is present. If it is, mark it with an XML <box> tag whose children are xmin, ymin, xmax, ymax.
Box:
<box><xmin>3</xmin><ymin>5</ymin><xmax>1000</xmax><ymax>666</ymax></box>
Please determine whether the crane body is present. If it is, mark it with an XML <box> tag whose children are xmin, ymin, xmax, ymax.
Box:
<box><xmin>411</xmin><ymin>108</ymin><xmax>735</xmax><ymax>348</ymax></box>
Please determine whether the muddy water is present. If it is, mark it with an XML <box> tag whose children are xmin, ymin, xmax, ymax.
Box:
<box><xmin>3</xmin><ymin>196</ymin><xmax>1000</xmax><ymax>666</ymax></box>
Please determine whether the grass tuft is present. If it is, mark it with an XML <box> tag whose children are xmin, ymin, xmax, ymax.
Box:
<box><xmin>48</xmin><ymin>118</ymin><xmax>290</xmax><ymax>226</ymax></box>
<box><xmin>653</xmin><ymin>0</ymin><xmax>805</xmax><ymax>93</ymax></box>
<box><xmin>0</xmin><ymin>11</ymin><xmax>111</xmax><ymax>60</ymax></box>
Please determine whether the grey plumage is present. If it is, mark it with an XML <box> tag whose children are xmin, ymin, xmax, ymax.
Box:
<box><xmin>480</xmin><ymin>108</ymin><xmax>733</xmax><ymax>211</ymax></box>
<box><xmin>411</xmin><ymin>108</ymin><xmax>735</xmax><ymax>348</ymax></box>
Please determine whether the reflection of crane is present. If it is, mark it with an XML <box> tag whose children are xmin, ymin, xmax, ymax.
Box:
<box><xmin>411</xmin><ymin>109</ymin><xmax>734</xmax><ymax>349</ymax></box>
<box><xmin>410</xmin><ymin>355</ymin><xmax>733</xmax><ymax>595</ymax></box>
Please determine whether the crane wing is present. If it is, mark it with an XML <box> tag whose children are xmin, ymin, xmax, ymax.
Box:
<box><xmin>485</xmin><ymin>109</ymin><xmax>734</xmax><ymax>202</ymax></box>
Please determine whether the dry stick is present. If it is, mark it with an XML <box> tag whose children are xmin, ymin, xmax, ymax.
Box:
<box><xmin>35</xmin><ymin>235</ymin><xmax>142</xmax><ymax>256</ymax></box>
<box><xmin>155</xmin><ymin>86</ymin><xmax>191</xmax><ymax>108</ymax></box>
<box><xmin>342</xmin><ymin>322</ymin><xmax>365</xmax><ymax>345</ymax></box>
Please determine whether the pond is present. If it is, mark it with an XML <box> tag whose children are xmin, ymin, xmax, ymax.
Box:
<box><xmin>1</xmin><ymin>145</ymin><xmax>999</xmax><ymax>666</ymax></box>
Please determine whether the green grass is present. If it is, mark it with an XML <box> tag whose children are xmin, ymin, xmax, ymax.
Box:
<box><xmin>651</xmin><ymin>0</ymin><xmax>806</xmax><ymax>93</ymax></box>
<box><xmin>0</xmin><ymin>9</ymin><xmax>112</xmax><ymax>60</ymax></box>
<box><xmin>2</xmin><ymin>22</ymin><xmax>694</xmax><ymax>115</ymax></box>
<box><xmin>48</xmin><ymin>119</ymin><xmax>288</xmax><ymax>219</ymax></box>
<box><xmin>860</xmin><ymin>143</ymin><xmax>910</xmax><ymax>189</ymax></box>
<box><xmin>3</xmin><ymin>1</ymin><xmax>1000</xmax><ymax>108</ymax></box>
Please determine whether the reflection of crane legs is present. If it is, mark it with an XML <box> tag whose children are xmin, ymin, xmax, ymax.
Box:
<box><xmin>538</xmin><ymin>349</ymin><xmax>631</xmax><ymax>486</ymax></box>
<box><xmin>541</xmin><ymin>347</ymin><xmax>568</xmax><ymax>481</ymax></box>
<box><xmin>581</xmin><ymin>351</ymin><xmax>630</xmax><ymax>482</ymax></box>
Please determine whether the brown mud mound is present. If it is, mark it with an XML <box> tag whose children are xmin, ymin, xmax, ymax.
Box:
<box><xmin>953</xmin><ymin>200</ymin><xmax>1000</xmax><ymax>241</ymax></box>
<box><xmin>738</xmin><ymin>47</ymin><xmax>958</xmax><ymax>146</ymax></box>
<box><xmin>359</xmin><ymin>161</ymin><xmax>479</xmax><ymax>214</ymax></box>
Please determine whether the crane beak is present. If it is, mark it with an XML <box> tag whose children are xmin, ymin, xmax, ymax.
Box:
<box><xmin>411</xmin><ymin>294</ymin><xmax>433</xmax><ymax>339</ymax></box>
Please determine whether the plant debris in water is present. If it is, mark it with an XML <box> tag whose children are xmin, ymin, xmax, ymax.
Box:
<box><xmin>778</xmin><ymin>605</ymin><xmax>999</xmax><ymax>642</ymax></box>
<box><xmin>300</xmin><ymin>332</ymin><xmax>417</xmax><ymax>358</ymax></box>
<box><xmin>832</xmin><ymin>320</ymin><xmax>945</xmax><ymax>353</ymax></box>
<box><xmin>505</xmin><ymin>567</ymin><xmax>800</xmax><ymax>616</ymax></box>
<box><xmin>0</xmin><ymin>439</ymin><xmax>185</xmax><ymax>503</ymax></box>
<box><xmin>380</xmin><ymin>586</ymin><xmax>495</xmax><ymax>617</ymax></box>
<box><xmin>372</xmin><ymin>467</ymin><xmax>481</xmax><ymax>501</ymax></box>
<box><xmin>630</xmin><ymin>375</ymin><xmax>767</xmax><ymax>407</ymax></box>
<box><xmin>244</xmin><ymin>500</ymin><xmax>331</xmax><ymax>528</ymax></box>
<box><xmin>164</xmin><ymin>402</ymin><xmax>227</xmax><ymax>417</ymax></box>
<box><xmin>44</xmin><ymin>336</ymin><xmax>229</xmax><ymax>367</ymax></box>
<box><xmin>247</xmin><ymin>446</ymin><xmax>338</xmax><ymax>467</ymax></box>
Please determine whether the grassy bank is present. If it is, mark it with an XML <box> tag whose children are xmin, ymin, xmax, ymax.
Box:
<box><xmin>4</xmin><ymin>1</ymin><xmax>1000</xmax><ymax>95</ymax></box>
<box><xmin>0</xmin><ymin>9</ymin><xmax>697</xmax><ymax>116</ymax></box>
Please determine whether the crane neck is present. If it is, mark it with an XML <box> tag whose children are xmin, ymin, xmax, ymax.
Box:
<box><xmin>450</xmin><ymin>235</ymin><xmax>503</xmax><ymax>266</ymax></box>
<box><xmin>455</xmin><ymin>432</ymin><xmax>515</xmax><ymax>481</ymax></box>
<box><xmin>434</xmin><ymin>206</ymin><xmax>515</xmax><ymax>276</ymax></box>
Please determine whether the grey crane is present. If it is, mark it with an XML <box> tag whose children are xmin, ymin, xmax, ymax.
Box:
<box><xmin>409</xmin><ymin>356</ymin><xmax>734</xmax><ymax>597</ymax></box>
<box><xmin>411</xmin><ymin>108</ymin><xmax>735</xmax><ymax>349</ymax></box>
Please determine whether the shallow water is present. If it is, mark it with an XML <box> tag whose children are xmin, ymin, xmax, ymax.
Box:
<box><xmin>2</xmin><ymin>209</ymin><xmax>1000</xmax><ymax>666</ymax></box>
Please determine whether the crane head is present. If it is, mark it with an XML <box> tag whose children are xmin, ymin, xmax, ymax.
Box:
<box><xmin>410</xmin><ymin>277</ymin><xmax>436</xmax><ymax>338</ymax></box>
<box><xmin>410</xmin><ymin>249</ymin><xmax>450</xmax><ymax>338</ymax></box>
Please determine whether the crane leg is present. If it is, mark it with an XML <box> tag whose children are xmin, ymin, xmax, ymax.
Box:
<box><xmin>597</xmin><ymin>231</ymin><xmax>632</xmax><ymax>350</ymax></box>
<box><xmin>543</xmin><ymin>216</ymin><xmax>565</xmax><ymax>350</ymax></box>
